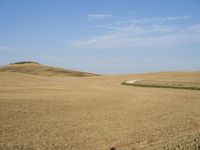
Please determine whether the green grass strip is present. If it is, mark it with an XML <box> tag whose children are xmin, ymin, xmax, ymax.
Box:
<box><xmin>121</xmin><ymin>82</ymin><xmax>200</xmax><ymax>91</ymax></box>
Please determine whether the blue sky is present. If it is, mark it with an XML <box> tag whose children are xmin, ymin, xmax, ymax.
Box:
<box><xmin>0</xmin><ymin>0</ymin><xmax>200</xmax><ymax>74</ymax></box>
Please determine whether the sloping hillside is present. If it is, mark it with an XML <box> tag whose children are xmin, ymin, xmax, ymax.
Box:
<box><xmin>0</xmin><ymin>62</ymin><xmax>98</xmax><ymax>77</ymax></box>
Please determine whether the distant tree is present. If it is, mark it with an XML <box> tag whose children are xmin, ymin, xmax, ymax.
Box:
<box><xmin>10</xmin><ymin>61</ymin><xmax>39</xmax><ymax>65</ymax></box>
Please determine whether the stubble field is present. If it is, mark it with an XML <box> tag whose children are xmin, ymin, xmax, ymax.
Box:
<box><xmin>0</xmin><ymin>69</ymin><xmax>200</xmax><ymax>149</ymax></box>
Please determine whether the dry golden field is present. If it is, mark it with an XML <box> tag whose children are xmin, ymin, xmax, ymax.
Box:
<box><xmin>0</xmin><ymin>64</ymin><xmax>200</xmax><ymax>149</ymax></box>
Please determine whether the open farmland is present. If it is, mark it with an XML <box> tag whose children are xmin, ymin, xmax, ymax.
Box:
<box><xmin>0</xmin><ymin>65</ymin><xmax>200</xmax><ymax>149</ymax></box>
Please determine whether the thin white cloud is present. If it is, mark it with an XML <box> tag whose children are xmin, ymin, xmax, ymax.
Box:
<box><xmin>141</xmin><ymin>16</ymin><xmax>190</xmax><ymax>22</ymax></box>
<box><xmin>67</xmin><ymin>16</ymin><xmax>200</xmax><ymax>49</ymax></box>
<box><xmin>93</xmin><ymin>16</ymin><xmax>191</xmax><ymax>30</ymax></box>
<box><xmin>87</xmin><ymin>14</ymin><xmax>115</xmax><ymax>21</ymax></box>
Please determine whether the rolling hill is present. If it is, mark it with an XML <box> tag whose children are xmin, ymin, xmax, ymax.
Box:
<box><xmin>0</xmin><ymin>62</ymin><xmax>98</xmax><ymax>77</ymax></box>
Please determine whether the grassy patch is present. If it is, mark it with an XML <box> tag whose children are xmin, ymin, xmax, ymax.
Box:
<box><xmin>121</xmin><ymin>82</ymin><xmax>200</xmax><ymax>91</ymax></box>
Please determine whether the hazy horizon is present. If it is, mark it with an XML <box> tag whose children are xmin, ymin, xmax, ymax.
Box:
<box><xmin>1</xmin><ymin>0</ymin><xmax>200</xmax><ymax>74</ymax></box>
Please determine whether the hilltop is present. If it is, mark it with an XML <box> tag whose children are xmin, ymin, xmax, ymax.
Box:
<box><xmin>0</xmin><ymin>62</ymin><xmax>98</xmax><ymax>77</ymax></box>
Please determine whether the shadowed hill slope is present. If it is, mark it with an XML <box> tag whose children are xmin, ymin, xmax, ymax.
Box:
<box><xmin>0</xmin><ymin>62</ymin><xmax>98</xmax><ymax>77</ymax></box>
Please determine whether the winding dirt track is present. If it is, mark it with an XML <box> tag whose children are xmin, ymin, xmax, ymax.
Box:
<box><xmin>125</xmin><ymin>79</ymin><xmax>142</xmax><ymax>84</ymax></box>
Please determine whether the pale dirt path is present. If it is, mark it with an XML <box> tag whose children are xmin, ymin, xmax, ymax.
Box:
<box><xmin>125</xmin><ymin>79</ymin><xmax>142</xmax><ymax>84</ymax></box>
